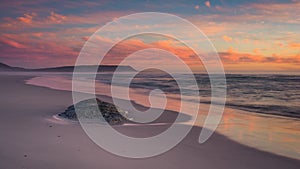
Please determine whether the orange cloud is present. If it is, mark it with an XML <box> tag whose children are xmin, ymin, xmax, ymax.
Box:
<box><xmin>289</xmin><ymin>43</ymin><xmax>300</xmax><ymax>48</ymax></box>
<box><xmin>96</xmin><ymin>35</ymin><xmax>200</xmax><ymax>67</ymax></box>
<box><xmin>227</xmin><ymin>47</ymin><xmax>237</xmax><ymax>54</ymax></box>
<box><xmin>99</xmin><ymin>36</ymin><xmax>300</xmax><ymax>73</ymax></box>
<box><xmin>17</xmin><ymin>13</ymin><xmax>36</xmax><ymax>24</ymax></box>
<box><xmin>1</xmin><ymin>11</ymin><xmax>69</xmax><ymax>29</ymax></box>
<box><xmin>0</xmin><ymin>32</ymin><xmax>80</xmax><ymax>68</ymax></box>
<box><xmin>222</xmin><ymin>35</ymin><xmax>232</xmax><ymax>42</ymax></box>
<box><xmin>220</xmin><ymin>48</ymin><xmax>300</xmax><ymax>64</ymax></box>
<box><xmin>253</xmin><ymin>48</ymin><xmax>261</xmax><ymax>54</ymax></box>
<box><xmin>47</xmin><ymin>11</ymin><xmax>67</xmax><ymax>24</ymax></box>
<box><xmin>101</xmin><ymin>38</ymin><xmax>300</xmax><ymax>66</ymax></box>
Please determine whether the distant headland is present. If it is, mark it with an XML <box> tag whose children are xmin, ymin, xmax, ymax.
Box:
<box><xmin>0</xmin><ymin>62</ymin><xmax>136</xmax><ymax>72</ymax></box>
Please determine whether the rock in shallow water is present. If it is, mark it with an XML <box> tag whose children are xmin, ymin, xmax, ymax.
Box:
<box><xmin>59</xmin><ymin>98</ymin><xmax>127</xmax><ymax>125</ymax></box>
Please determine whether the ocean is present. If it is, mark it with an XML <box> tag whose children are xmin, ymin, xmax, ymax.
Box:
<box><xmin>29</xmin><ymin>72</ymin><xmax>300</xmax><ymax>118</ymax></box>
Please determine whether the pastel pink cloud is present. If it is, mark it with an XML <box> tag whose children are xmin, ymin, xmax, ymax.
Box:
<box><xmin>205</xmin><ymin>1</ymin><xmax>211</xmax><ymax>8</ymax></box>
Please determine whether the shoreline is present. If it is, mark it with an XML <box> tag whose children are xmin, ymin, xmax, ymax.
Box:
<box><xmin>1</xmin><ymin>74</ymin><xmax>300</xmax><ymax>169</ymax></box>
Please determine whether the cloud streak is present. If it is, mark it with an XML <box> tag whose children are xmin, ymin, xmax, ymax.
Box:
<box><xmin>219</xmin><ymin>49</ymin><xmax>300</xmax><ymax>64</ymax></box>
<box><xmin>0</xmin><ymin>36</ymin><xmax>27</xmax><ymax>48</ymax></box>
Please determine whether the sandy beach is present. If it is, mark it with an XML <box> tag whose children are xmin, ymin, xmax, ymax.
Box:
<box><xmin>0</xmin><ymin>74</ymin><xmax>299</xmax><ymax>169</ymax></box>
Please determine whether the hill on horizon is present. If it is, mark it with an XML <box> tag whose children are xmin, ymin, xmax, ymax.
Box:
<box><xmin>0</xmin><ymin>62</ymin><xmax>136</xmax><ymax>72</ymax></box>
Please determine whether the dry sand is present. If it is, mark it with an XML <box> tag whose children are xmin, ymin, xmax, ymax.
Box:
<box><xmin>0</xmin><ymin>74</ymin><xmax>299</xmax><ymax>169</ymax></box>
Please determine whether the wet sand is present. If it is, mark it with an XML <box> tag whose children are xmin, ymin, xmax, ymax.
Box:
<box><xmin>0</xmin><ymin>74</ymin><xmax>299</xmax><ymax>169</ymax></box>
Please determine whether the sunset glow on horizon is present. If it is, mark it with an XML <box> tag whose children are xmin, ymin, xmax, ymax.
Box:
<box><xmin>0</xmin><ymin>0</ymin><xmax>299</xmax><ymax>73</ymax></box>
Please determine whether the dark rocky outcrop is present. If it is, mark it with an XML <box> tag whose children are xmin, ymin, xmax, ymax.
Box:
<box><xmin>59</xmin><ymin>98</ymin><xmax>127</xmax><ymax>125</ymax></box>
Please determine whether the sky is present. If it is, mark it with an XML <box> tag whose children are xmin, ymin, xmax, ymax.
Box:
<box><xmin>0</xmin><ymin>0</ymin><xmax>299</xmax><ymax>73</ymax></box>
